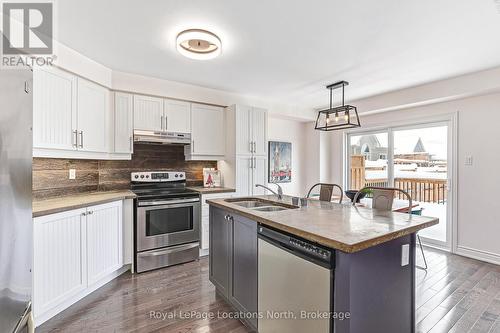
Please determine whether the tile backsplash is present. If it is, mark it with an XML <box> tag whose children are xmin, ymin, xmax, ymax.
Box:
<box><xmin>33</xmin><ymin>144</ymin><xmax>217</xmax><ymax>199</ymax></box>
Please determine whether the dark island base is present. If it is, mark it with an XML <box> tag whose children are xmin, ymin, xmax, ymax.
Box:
<box><xmin>334</xmin><ymin>234</ymin><xmax>416</xmax><ymax>333</ymax></box>
<box><xmin>209</xmin><ymin>206</ymin><xmax>417</xmax><ymax>333</ymax></box>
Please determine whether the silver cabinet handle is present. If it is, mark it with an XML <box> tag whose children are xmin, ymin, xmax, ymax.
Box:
<box><xmin>165</xmin><ymin>115</ymin><xmax>168</xmax><ymax>131</ymax></box>
<box><xmin>250</xmin><ymin>157</ymin><xmax>253</xmax><ymax>169</ymax></box>
<box><xmin>129</xmin><ymin>136</ymin><xmax>133</xmax><ymax>151</ymax></box>
<box><xmin>254</xmin><ymin>157</ymin><xmax>257</xmax><ymax>169</ymax></box>
<box><xmin>88</xmin><ymin>211</ymin><xmax>93</xmax><ymax>215</ymax></box>
<box><xmin>192</xmin><ymin>140</ymin><xmax>195</xmax><ymax>153</ymax></box>
<box><xmin>161</xmin><ymin>115</ymin><xmax>164</xmax><ymax>130</ymax></box>
<box><xmin>79</xmin><ymin>131</ymin><xmax>84</xmax><ymax>148</ymax></box>
<box><xmin>253</xmin><ymin>141</ymin><xmax>257</xmax><ymax>153</ymax></box>
<box><xmin>249</xmin><ymin>141</ymin><xmax>253</xmax><ymax>153</ymax></box>
<box><xmin>72</xmin><ymin>130</ymin><xmax>78</xmax><ymax>148</ymax></box>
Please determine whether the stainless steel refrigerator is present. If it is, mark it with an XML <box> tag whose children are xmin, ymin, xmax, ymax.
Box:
<box><xmin>0</xmin><ymin>69</ymin><xmax>33</xmax><ymax>332</ymax></box>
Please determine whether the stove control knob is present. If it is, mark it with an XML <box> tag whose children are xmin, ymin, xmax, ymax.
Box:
<box><xmin>134</xmin><ymin>175</ymin><xmax>139</xmax><ymax>179</ymax></box>
<box><xmin>175</xmin><ymin>174</ymin><xmax>179</xmax><ymax>178</ymax></box>
<box><xmin>179</xmin><ymin>174</ymin><xmax>184</xmax><ymax>178</ymax></box>
<box><xmin>140</xmin><ymin>175</ymin><xmax>145</xmax><ymax>179</ymax></box>
<box><xmin>146</xmin><ymin>175</ymin><xmax>149</xmax><ymax>179</ymax></box>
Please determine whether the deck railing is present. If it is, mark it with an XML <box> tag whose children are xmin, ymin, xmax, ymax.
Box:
<box><xmin>350</xmin><ymin>155</ymin><xmax>447</xmax><ymax>204</ymax></box>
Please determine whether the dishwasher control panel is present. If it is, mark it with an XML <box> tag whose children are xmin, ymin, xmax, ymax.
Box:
<box><xmin>289</xmin><ymin>238</ymin><xmax>332</xmax><ymax>261</ymax></box>
<box><xmin>258</xmin><ymin>225</ymin><xmax>334</xmax><ymax>268</ymax></box>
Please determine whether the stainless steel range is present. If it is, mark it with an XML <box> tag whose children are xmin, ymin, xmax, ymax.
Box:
<box><xmin>131</xmin><ymin>171</ymin><xmax>200</xmax><ymax>273</ymax></box>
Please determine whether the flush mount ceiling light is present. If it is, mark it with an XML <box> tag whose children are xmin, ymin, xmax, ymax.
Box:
<box><xmin>314</xmin><ymin>81</ymin><xmax>361</xmax><ymax>131</ymax></box>
<box><xmin>176</xmin><ymin>29</ymin><xmax>222</xmax><ymax>60</ymax></box>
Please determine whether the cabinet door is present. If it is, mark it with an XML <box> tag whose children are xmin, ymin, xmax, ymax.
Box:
<box><xmin>235</xmin><ymin>105</ymin><xmax>252</xmax><ymax>155</ymax></box>
<box><xmin>86</xmin><ymin>201</ymin><xmax>123</xmax><ymax>286</ymax></box>
<box><xmin>77</xmin><ymin>78</ymin><xmax>110</xmax><ymax>153</ymax></box>
<box><xmin>164</xmin><ymin>99</ymin><xmax>191</xmax><ymax>133</ymax></box>
<box><xmin>230</xmin><ymin>214</ymin><xmax>258</xmax><ymax>329</ymax></box>
<box><xmin>133</xmin><ymin>95</ymin><xmax>164</xmax><ymax>131</ymax></box>
<box><xmin>236</xmin><ymin>156</ymin><xmax>252</xmax><ymax>197</ymax></box>
<box><xmin>251</xmin><ymin>107</ymin><xmax>267</xmax><ymax>156</ymax></box>
<box><xmin>33</xmin><ymin>209</ymin><xmax>87</xmax><ymax>318</ymax></box>
<box><xmin>209</xmin><ymin>207</ymin><xmax>231</xmax><ymax>297</ymax></box>
<box><xmin>33</xmin><ymin>66</ymin><xmax>77</xmax><ymax>150</ymax></box>
<box><xmin>191</xmin><ymin>104</ymin><xmax>225</xmax><ymax>156</ymax></box>
<box><xmin>114</xmin><ymin>92</ymin><xmax>134</xmax><ymax>154</ymax></box>
<box><xmin>252</xmin><ymin>156</ymin><xmax>268</xmax><ymax>195</ymax></box>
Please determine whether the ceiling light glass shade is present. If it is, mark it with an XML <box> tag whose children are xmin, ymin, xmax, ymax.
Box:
<box><xmin>176</xmin><ymin>29</ymin><xmax>222</xmax><ymax>60</ymax></box>
<box><xmin>315</xmin><ymin>80</ymin><xmax>361</xmax><ymax>131</ymax></box>
<box><xmin>315</xmin><ymin>105</ymin><xmax>361</xmax><ymax>131</ymax></box>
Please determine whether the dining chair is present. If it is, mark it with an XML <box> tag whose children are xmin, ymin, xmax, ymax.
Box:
<box><xmin>306</xmin><ymin>183</ymin><xmax>344</xmax><ymax>203</ymax></box>
<box><xmin>353</xmin><ymin>186</ymin><xmax>428</xmax><ymax>270</ymax></box>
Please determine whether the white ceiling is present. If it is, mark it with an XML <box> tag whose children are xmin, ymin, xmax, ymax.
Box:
<box><xmin>56</xmin><ymin>0</ymin><xmax>500</xmax><ymax>113</ymax></box>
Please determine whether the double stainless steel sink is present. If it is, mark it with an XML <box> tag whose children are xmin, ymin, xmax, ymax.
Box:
<box><xmin>225</xmin><ymin>198</ymin><xmax>299</xmax><ymax>212</ymax></box>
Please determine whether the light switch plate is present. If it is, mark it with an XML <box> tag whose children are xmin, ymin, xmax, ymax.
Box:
<box><xmin>465</xmin><ymin>155</ymin><xmax>473</xmax><ymax>166</ymax></box>
<box><xmin>69</xmin><ymin>169</ymin><xmax>76</xmax><ymax>180</ymax></box>
<box><xmin>401</xmin><ymin>244</ymin><xmax>410</xmax><ymax>266</ymax></box>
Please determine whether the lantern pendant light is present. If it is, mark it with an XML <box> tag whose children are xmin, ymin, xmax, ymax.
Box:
<box><xmin>314</xmin><ymin>81</ymin><xmax>361</xmax><ymax>131</ymax></box>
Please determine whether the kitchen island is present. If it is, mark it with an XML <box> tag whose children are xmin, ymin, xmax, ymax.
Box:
<box><xmin>207</xmin><ymin>195</ymin><xmax>438</xmax><ymax>333</ymax></box>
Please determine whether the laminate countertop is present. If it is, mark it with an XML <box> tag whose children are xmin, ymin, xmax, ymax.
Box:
<box><xmin>187</xmin><ymin>187</ymin><xmax>236</xmax><ymax>195</ymax></box>
<box><xmin>207</xmin><ymin>195</ymin><xmax>439</xmax><ymax>253</ymax></box>
<box><xmin>33</xmin><ymin>190</ymin><xmax>137</xmax><ymax>218</ymax></box>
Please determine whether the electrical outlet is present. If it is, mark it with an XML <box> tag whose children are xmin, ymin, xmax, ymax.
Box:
<box><xmin>401</xmin><ymin>244</ymin><xmax>410</xmax><ymax>267</ymax></box>
<box><xmin>465</xmin><ymin>155</ymin><xmax>473</xmax><ymax>166</ymax></box>
<box><xmin>69</xmin><ymin>169</ymin><xmax>76</xmax><ymax>180</ymax></box>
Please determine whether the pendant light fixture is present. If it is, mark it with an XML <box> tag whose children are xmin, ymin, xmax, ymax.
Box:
<box><xmin>314</xmin><ymin>81</ymin><xmax>361</xmax><ymax>131</ymax></box>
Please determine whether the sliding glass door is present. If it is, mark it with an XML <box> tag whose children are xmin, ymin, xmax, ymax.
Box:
<box><xmin>347</xmin><ymin>121</ymin><xmax>452</xmax><ymax>249</ymax></box>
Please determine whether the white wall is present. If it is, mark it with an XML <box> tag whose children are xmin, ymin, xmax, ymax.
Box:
<box><xmin>268</xmin><ymin>116</ymin><xmax>314</xmax><ymax>197</ymax></box>
<box><xmin>329</xmin><ymin>91</ymin><xmax>500</xmax><ymax>264</ymax></box>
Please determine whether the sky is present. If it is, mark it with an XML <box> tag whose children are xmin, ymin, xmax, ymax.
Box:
<box><xmin>351</xmin><ymin>125</ymin><xmax>448</xmax><ymax>160</ymax></box>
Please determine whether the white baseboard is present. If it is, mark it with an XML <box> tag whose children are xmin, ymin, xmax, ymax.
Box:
<box><xmin>35</xmin><ymin>265</ymin><xmax>131</xmax><ymax>327</ymax></box>
<box><xmin>199</xmin><ymin>248</ymin><xmax>209</xmax><ymax>257</ymax></box>
<box><xmin>456</xmin><ymin>246</ymin><xmax>500</xmax><ymax>266</ymax></box>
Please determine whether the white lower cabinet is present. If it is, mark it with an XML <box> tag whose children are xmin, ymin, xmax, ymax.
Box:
<box><xmin>235</xmin><ymin>155</ymin><xmax>267</xmax><ymax>196</ymax></box>
<box><xmin>33</xmin><ymin>201</ymin><xmax>124</xmax><ymax>326</ymax></box>
<box><xmin>33</xmin><ymin>208</ymin><xmax>87</xmax><ymax>322</ymax></box>
<box><xmin>200</xmin><ymin>192</ymin><xmax>234</xmax><ymax>255</ymax></box>
<box><xmin>86</xmin><ymin>202</ymin><xmax>123</xmax><ymax>285</ymax></box>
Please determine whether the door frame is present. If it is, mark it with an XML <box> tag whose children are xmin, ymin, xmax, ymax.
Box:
<box><xmin>343</xmin><ymin>112</ymin><xmax>458</xmax><ymax>252</ymax></box>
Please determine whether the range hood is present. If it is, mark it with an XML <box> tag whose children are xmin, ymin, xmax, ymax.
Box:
<box><xmin>133</xmin><ymin>130</ymin><xmax>191</xmax><ymax>145</ymax></box>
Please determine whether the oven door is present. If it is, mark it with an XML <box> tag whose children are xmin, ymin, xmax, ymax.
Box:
<box><xmin>137</xmin><ymin>198</ymin><xmax>200</xmax><ymax>252</ymax></box>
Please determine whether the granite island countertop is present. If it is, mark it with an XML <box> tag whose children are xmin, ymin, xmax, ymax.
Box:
<box><xmin>33</xmin><ymin>190</ymin><xmax>137</xmax><ymax>218</ymax></box>
<box><xmin>207</xmin><ymin>195</ymin><xmax>439</xmax><ymax>253</ymax></box>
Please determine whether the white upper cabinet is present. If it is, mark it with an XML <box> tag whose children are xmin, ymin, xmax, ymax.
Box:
<box><xmin>164</xmin><ymin>99</ymin><xmax>191</xmax><ymax>133</ymax></box>
<box><xmin>77</xmin><ymin>78</ymin><xmax>110</xmax><ymax>153</ymax></box>
<box><xmin>234</xmin><ymin>105</ymin><xmax>267</xmax><ymax>156</ymax></box>
<box><xmin>251</xmin><ymin>107</ymin><xmax>267</xmax><ymax>156</ymax></box>
<box><xmin>235</xmin><ymin>105</ymin><xmax>252</xmax><ymax>155</ymax></box>
<box><xmin>33</xmin><ymin>66</ymin><xmax>77</xmax><ymax>150</ymax></box>
<box><xmin>114</xmin><ymin>93</ymin><xmax>134</xmax><ymax>154</ymax></box>
<box><xmin>133</xmin><ymin>95</ymin><xmax>164</xmax><ymax>132</ymax></box>
<box><xmin>188</xmin><ymin>103</ymin><xmax>225</xmax><ymax>159</ymax></box>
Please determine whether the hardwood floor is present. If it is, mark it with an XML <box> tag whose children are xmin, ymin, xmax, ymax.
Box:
<box><xmin>39</xmin><ymin>247</ymin><xmax>500</xmax><ymax>333</ymax></box>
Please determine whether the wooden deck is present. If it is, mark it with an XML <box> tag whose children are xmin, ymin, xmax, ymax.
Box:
<box><xmin>39</xmin><ymin>248</ymin><xmax>500</xmax><ymax>333</ymax></box>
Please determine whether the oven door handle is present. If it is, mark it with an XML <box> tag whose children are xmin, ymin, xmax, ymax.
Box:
<box><xmin>137</xmin><ymin>198</ymin><xmax>200</xmax><ymax>206</ymax></box>
<box><xmin>140</xmin><ymin>243</ymin><xmax>199</xmax><ymax>257</ymax></box>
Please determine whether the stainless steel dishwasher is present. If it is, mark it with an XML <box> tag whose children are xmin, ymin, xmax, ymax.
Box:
<box><xmin>258</xmin><ymin>225</ymin><xmax>334</xmax><ymax>333</ymax></box>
